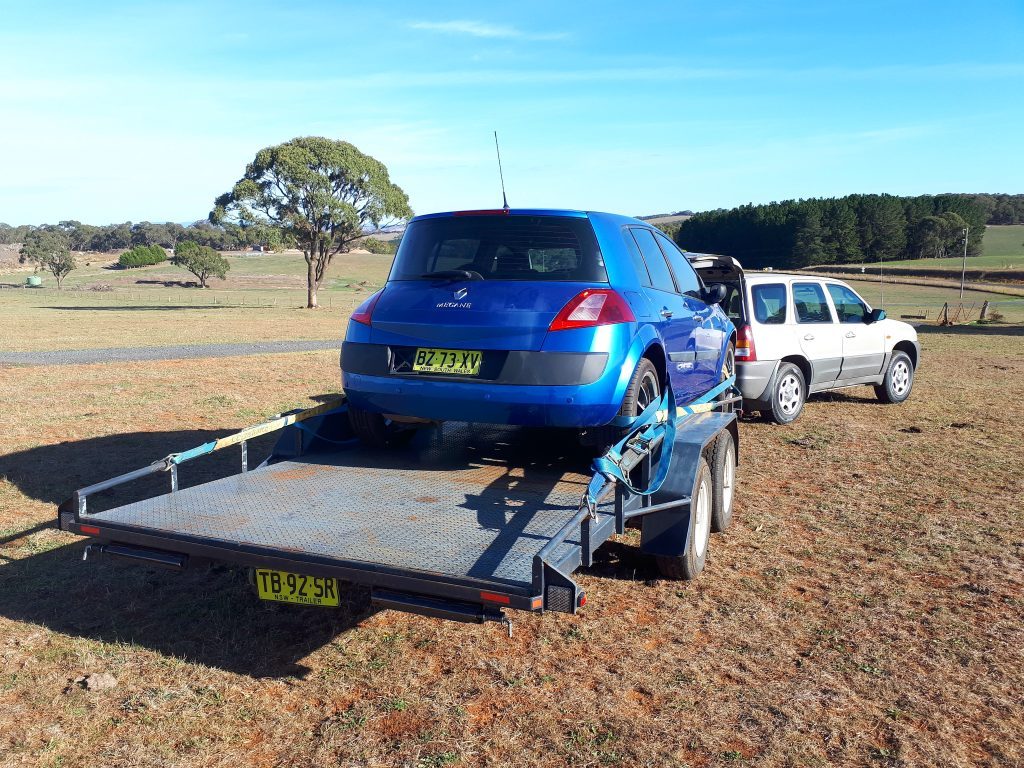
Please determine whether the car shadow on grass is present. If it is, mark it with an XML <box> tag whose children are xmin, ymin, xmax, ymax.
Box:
<box><xmin>0</xmin><ymin>427</ymin><xmax>375</xmax><ymax>678</ymax></box>
<box><xmin>915</xmin><ymin>322</ymin><xmax>1024</xmax><ymax>336</ymax></box>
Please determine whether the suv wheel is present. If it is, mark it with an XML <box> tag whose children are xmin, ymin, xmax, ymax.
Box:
<box><xmin>766</xmin><ymin>363</ymin><xmax>805</xmax><ymax>424</ymax></box>
<box><xmin>874</xmin><ymin>351</ymin><xmax>914</xmax><ymax>404</ymax></box>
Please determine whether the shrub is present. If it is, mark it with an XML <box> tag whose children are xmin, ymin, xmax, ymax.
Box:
<box><xmin>172</xmin><ymin>240</ymin><xmax>230</xmax><ymax>287</ymax></box>
<box><xmin>118</xmin><ymin>244</ymin><xmax>167</xmax><ymax>268</ymax></box>
<box><xmin>362</xmin><ymin>237</ymin><xmax>398</xmax><ymax>255</ymax></box>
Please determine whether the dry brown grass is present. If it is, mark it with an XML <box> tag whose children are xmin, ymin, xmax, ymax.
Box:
<box><xmin>1</xmin><ymin>328</ymin><xmax>1023</xmax><ymax>767</ymax></box>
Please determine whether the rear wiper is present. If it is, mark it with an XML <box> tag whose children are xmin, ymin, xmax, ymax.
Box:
<box><xmin>420</xmin><ymin>270</ymin><xmax>484</xmax><ymax>282</ymax></box>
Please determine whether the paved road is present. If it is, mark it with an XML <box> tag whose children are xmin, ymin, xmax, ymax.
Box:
<box><xmin>0</xmin><ymin>340</ymin><xmax>340</xmax><ymax>366</ymax></box>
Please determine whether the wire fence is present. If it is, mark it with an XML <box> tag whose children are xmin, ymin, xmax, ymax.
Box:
<box><xmin>0</xmin><ymin>284</ymin><xmax>362</xmax><ymax>309</ymax></box>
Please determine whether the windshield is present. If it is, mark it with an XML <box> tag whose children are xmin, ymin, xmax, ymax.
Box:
<box><xmin>389</xmin><ymin>215</ymin><xmax>607</xmax><ymax>282</ymax></box>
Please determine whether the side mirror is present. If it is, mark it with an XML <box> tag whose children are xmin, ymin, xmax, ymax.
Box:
<box><xmin>867</xmin><ymin>308</ymin><xmax>886</xmax><ymax>323</ymax></box>
<box><xmin>703</xmin><ymin>283</ymin><xmax>728</xmax><ymax>305</ymax></box>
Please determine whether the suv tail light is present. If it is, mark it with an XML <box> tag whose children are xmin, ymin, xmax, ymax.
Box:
<box><xmin>736</xmin><ymin>323</ymin><xmax>757</xmax><ymax>361</ymax></box>
<box><xmin>549</xmin><ymin>289</ymin><xmax>635</xmax><ymax>332</ymax></box>
<box><xmin>351</xmin><ymin>290</ymin><xmax>383</xmax><ymax>326</ymax></box>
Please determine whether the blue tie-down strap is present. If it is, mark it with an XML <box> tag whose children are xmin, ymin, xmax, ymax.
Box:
<box><xmin>590</xmin><ymin>374</ymin><xmax>736</xmax><ymax>499</ymax></box>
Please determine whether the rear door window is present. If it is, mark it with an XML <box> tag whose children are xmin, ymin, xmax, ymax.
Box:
<box><xmin>654</xmin><ymin>232</ymin><xmax>703</xmax><ymax>299</ymax></box>
<box><xmin>390</xmin><ymin>215</ymin><xmax>607</xmax><ymax>282</ymax></box>
<box><xmin>629</xmin><ymin>228</ymin><xmax>677</xmax><ymax>293</ymax></box>
<box><xmin>792</xmin><ymin>282</ymin><xmax>835</xmax><ymax>324</ymax></box>
<box><xmin>750</xmin><ymin>283</ymin><xmax>787</xmax><ymax>324</ymax></box>
<box><xmin>620</xmin><ymin>228</ymin><xmax>653</xmax><ymax>287</ymax></box>
<box><xmin>826</xmin><ymin>283</ymin><xmax>869</xmax><ymax>323</ymax></box>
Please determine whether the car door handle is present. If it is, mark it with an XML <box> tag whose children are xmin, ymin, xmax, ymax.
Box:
<box><xmin>845</xmin><ymin>331</ymin><xmax>856</xmax><ymax>338</ymax></box>
<box><xmin>803</xmin><ymin>334</ymin><xmax>815</xmax><ymax>341</ymax></box>
<box><xmin>660</xmin><ymin>309</ymin><xmax>673</xmax><ymax>319</ymax></box>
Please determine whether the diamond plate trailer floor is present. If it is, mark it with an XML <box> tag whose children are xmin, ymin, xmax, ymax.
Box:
<box><xmin>75</xmin><ymin>422</ymin><xmax>612</xmax><ymax>600</ymax></box>
<box><xmin>59</xmin><ymin>395</ymin><xmax>738</xmax><ymax>624</ymax></box>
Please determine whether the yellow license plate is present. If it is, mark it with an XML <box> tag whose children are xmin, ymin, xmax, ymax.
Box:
<box><xmin>255</xmin><ymin>569</ymin><xmax>339</xmax><ymax>607</ymax></box>
<box><xmin>412</xmin><ymin>347</ymin><xmax>482</xmax><ymax>375</ymax></box>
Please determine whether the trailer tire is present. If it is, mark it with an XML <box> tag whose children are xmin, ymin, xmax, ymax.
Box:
<box><xmin>709</xmin><ymin>430</ymin><xmax>736</xmax><ymax>533</ymax></box>
<box><xmin>348</xmin><ymin>406</ymin><xmax>415</xmax><ymax>448</ymax></box>
<box><xmin>655</xmin><ymin>457</ymin><xmax>712</xmax><ymax>580</ymax></box>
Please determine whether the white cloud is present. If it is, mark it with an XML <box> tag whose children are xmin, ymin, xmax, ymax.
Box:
<box><xmin>407</xmin><ymin>20</ymin><xmax>567</xmax><ymax>41</ymax></box>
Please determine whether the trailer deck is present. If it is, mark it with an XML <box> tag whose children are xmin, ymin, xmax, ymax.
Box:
<box><xmin>59</xmin><ymin>388</ymin><xmax>739</xmax><ymax>625</ymax></box>
<box><xmin>83</xmin><ymin>424</ymin><xmax>611</xmax><ymax>596</ymax></box>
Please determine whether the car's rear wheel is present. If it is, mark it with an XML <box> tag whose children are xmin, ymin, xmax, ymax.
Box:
<box><xmin>717</xmin><ymin>343</ymin><xmax>736</xmax><ymax>411</ymax></box>
<box><xmin>765</xmin><ymin>363</ymin><xmax>805</xmax><ymax>425</ymax></box>
<box><xmin>349</xmin><ymin>405</ymin><xmax>416</xmax><ymax>448</ymax></box>
<box><xmin>582</xmin><ymin>358</ymin><xmax>661</xmax><ymax>452</ymax></box>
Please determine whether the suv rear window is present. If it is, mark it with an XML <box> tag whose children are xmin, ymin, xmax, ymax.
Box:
<box><xmin>751</xmin><ymin>283</ymin><xmax>787</xmax><ymax>324</ymax></box>
<box><xmin>389</xmin><ymin>215</ymin><xmax>607</xmax><ymax>282</ymax></box>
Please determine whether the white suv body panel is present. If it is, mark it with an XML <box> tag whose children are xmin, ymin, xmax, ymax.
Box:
<box><xmin>732</xmin><ymin>272</ymin><xmax>919</xmax><ymax>407</ymax></box>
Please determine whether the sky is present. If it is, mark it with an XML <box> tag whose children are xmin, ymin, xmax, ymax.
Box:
<box><xmin>1</xmin><ymin>0</ymin><xmax>1022</xmax><ymax>225</ymax></box>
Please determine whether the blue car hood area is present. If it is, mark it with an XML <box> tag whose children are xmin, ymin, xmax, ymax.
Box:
<box><xmin>368</xmin><ymin>280</ymin><xmax>601</xmax><ymax>350</ymax></box>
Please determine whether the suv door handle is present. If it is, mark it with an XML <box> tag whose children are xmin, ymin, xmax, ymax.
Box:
<box><xmin>845</xmin><ymin>331</ymin><xmax>856</xmax><ymax>338</ymax></box>
<box><xmin>803</xmin><ymin>334</ymin><xmax>815</xmax><ymax>341</ymax></box>
<box><xmin>660</xmin><ymin>309</ymin><xmax>673</xmax><ymax>319</ymax></box>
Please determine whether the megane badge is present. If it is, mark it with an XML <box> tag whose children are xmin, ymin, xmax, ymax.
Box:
<box><xmin>454</xmin><ymin>287</ymin><xmax>468</xmax><ymax>300</ymax></box>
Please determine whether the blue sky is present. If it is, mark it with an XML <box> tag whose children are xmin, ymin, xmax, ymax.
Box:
<box><xmin>1</xmin><ymin>0</ymin><xmax>1022</xmax><ymax>225</ymax></box>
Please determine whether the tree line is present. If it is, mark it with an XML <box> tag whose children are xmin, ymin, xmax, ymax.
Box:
<box><xmin>672</xmin><ymin>193</ymin><xmax>998</xmax><ymax>270</ymax></box>
<box><xmin>0</xmin><ymin>220</ymin><xmax>258</xmax><ymax>252</ymax></box>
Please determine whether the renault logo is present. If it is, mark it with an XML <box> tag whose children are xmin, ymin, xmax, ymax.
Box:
<box><xmin>453</xmin><ymin>287</ymin><xmax>468</xmax><ymax>300</ymax></box>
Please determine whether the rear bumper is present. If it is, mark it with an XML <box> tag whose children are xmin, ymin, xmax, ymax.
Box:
<box><xmin>735</xmin><ymin>360</ymin><xmax>779</xmax><ymax>407</ymax></box>
<box><xmin>341</xmin><ymin>342</ymin><xmax>623</xmax><ymax>427</ymax></box>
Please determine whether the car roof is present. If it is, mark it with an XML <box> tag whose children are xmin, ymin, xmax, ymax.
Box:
<box><xmin>743</xmin><ymin>271</ymin><xmax>853</xmax><ymax>283</ymax></box>
<box><xmin>409</xmin><ymin>208</ymin><xmax>652</xmax><ymax>227</ymax></box>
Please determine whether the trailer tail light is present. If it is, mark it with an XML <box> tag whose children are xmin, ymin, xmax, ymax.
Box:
<box><xmin>350</xmin><ymin>290</ymin><xmax>383</xmax><ymax>326</ymax></box>
<box><xmin>735</xmin><ymin>324</ymin><xmax>757</xmax><ymax>362</ymax></box>
<box><xmin>480</xmin><ymin>591</ymin><xmax>510</xmax><ymax>604</ymax></box>
<box><xmin>549</xmin><ymin>289</ymin><xmax>635</xmax><ymax>332</ymax></box>
<box><xmin>80</xmin><ymin>525</ymin><xmax>100</xmax><ymax>536</ymax></box>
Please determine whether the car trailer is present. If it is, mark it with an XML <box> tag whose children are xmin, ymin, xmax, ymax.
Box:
<box><xmin>57</xmin><ymin>382</ymin><xmax>740</xmax><ymax>632</ymax></box>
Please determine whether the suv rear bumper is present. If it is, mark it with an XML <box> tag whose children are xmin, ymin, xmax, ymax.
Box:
<box><xmin>735</xmin><ymin>360</ymin><xmax>778</xmax><ymax>407</ymax></box>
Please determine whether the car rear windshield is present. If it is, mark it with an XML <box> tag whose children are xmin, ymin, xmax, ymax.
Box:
<box><xmin>389</xmin><ymin>215</ymin><xmax>607</xmax><ymax>282</ymax></box>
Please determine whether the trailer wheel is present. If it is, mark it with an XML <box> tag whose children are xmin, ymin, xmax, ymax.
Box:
<box><xmin>349</xmin><ymin>406</ymin><xmax>415</xmax><ymax>448</ymax></box>
<box><xmin>709</xmin><ymin>431</ymin><xmax>736</xmax><ymax>533</ymax></box>
<box><xmin>655</xmin><ymin>457</ymin><xmax>712</xmax><ymax>580</ymax></box>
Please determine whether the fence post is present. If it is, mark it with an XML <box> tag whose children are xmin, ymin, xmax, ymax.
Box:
<box><xmin>979</xmin><ymin>301</ymin><xmax>990</xmax><ymax>322</ymax></box>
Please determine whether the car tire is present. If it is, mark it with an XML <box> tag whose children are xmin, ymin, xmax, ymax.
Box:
<box><xmin>709</xmin><ymin>430</ymin><xmax>736</xmax><ymax>533</ymax></box>
<box><xmin>348</xmin><ymin>405</ymin><xmax>415</xmax><ymax>448</ymax></box>
<box><xmin>654</xmin><ymin>457</ymin><xmax>712</xmax><ymax>580</ymax></box>
<box><xmin>874</xmin><ymin>351</ymin><xmax>914</xmax><ymax>404</ymax></box>
<box><xmin>582</xmin><ymin>357</ymin><xmax>661</xmax><ymax>451</ymax></box>
<box><xmin>717</xmin><ymin>343</ymin><xmax>736</xmax><ymax>412</ymax></box>
<box><xmin>766</xmin><ymin>362</ymin><xmax>805</xmax><ymax>425</ymax></box>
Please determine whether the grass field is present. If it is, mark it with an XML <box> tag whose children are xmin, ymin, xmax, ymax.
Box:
<box><xmin>874</xmin><ymin>225</ymin><xmax>1024</xmax><ymax>273</ymax></box>
<box><xmin>1</xmin><ymin>315</ymin><xmax>1023</xmax><ymax>765</ymax></box>
<box><xmin>0</xmin><ymin>250</ymin><xmax>394</xmax><ymax>352</ymax></box>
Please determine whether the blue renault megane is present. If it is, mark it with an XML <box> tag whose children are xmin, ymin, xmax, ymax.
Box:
<box><xmin>341</xmin><ymin>209</ymin><xmax>735</xmax><ymax>446</ymax></box>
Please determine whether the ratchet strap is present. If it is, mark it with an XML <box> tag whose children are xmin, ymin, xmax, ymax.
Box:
<box><xmin>589</xmin><ymin>375</ymin><xmax>736</xmax><ymax>501</ymax></box>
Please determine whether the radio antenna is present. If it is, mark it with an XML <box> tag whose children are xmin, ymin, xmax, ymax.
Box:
<box><xmin>493</xmin><ymin>130</ymin><xmax>509</xmax><ymax>210</ymax></box>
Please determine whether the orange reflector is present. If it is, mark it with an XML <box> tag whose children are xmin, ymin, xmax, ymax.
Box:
<box><xmin>80</xmin><ymin>525</ymin><xmax>100</xmax><ymax>536</ymax></box>
<box><xmin>531</xmin><ymin>596</ymin><xmax>544</xmax><ymax>610</ymax></box>
<box><xmin>480</xmin><ymin>591</ymin><xmax>510</xmax><ymax>605</ymax></box>
<box><xmin>578</xmin><ymin>594</ymin><xmax>587</xmax><ymax>607</ymax></box>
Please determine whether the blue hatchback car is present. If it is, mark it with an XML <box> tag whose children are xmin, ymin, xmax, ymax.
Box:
<box><xmin>341</xmin><ymin>209</ymin><xmax>735</xmax><ymax>446</ymax></box>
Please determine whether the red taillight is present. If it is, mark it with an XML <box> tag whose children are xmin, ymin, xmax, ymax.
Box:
<box><xmin>549</xmin><ymin>289</ymin><xmax>635</xmax><ymax>332</ymax></box>
<box><xmin>480</xmin><ymin>591</ymin><xmax>511</xmax><ymax>604</ymax></box>
<box><xmin>736</xmin><ymin>324</ymin><xmax>757</xmax><ymax>362</ymax></box>
<box><xmin>350</xmin><ymin>290</ymin><xmax>383</xmax><ymax>326</ymax></box>
<box><xmin>80</xmin><ymin>525</ymin><xmax>100</xmax><ymax>536</ymax></box>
